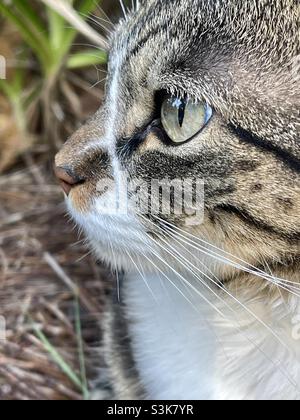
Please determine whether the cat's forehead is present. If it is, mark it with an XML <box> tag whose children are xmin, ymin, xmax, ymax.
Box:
<box><xmin>108</xmin><ymin>0</ymin><xmax>298</xmax><ymax>95</ymax></box>
<box><xmin>104</xmin><ymin>0</ymin><xmax>299</xmax><ymax>159</ymax></box>
<box><xmin>107</xmin><ymin>1</ymin><xmax>220</xmax><ymax>109</ymax></box>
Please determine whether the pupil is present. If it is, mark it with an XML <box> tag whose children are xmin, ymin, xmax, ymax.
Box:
<box><xmin>178</xmin><ymin>99</ymin><xmax>186</xmax><ymax>127</ymax></box>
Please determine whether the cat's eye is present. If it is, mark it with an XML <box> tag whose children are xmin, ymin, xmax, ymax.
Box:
<box><xmin>161</xmin><ymin>96</ymin><xmax>213</xmax><ymax>144</ymax></box>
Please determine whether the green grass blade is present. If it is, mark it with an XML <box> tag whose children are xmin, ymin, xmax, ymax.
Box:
<box><xmin>40</xmin><ymin>0</ymin><xmax>107</xmax><ymax>76</ymax></box>
<box><xmin>47</xmin><ymin>7</ymin><xmax>70</xmax><ymax>51</ymax></box>
<box><xmin>0</xmin><ymin>80</ymin><xmax>17</xmax><ymax>106</ymax></box>
<box><xmin>0</xmin><ymin>3</ymin><xmax>50</xmax><ymax>72</ymax></box>
<box><xmin>0</xmin><ymin>68</ymin><xmax>28</xmax><ymax>133</ymax></box>
<box><xmin>67</xmin><ymin>49</ymin><xmax>107</xmax><ymax>69</ymax></box>
<box><xmin>62</xmin><ymin>0</ymin><xmax>107</xmax><ymax>64</ymax></box>
<box><xmin>0</xmin><ymin>79</ymin><xmax>12</xmax><ymax>97</ymax></box>
<box><xmin>13</xmin><ymin>0</ymin><xmax>46</xmax><ymax>36</ymax></box>
<box><xmin>74</xmin><ymin>295</ymin><xmax>90</xmax><ymax>400</ymax></box>
<box><xmin>33</xmin><ymin>324</ymin><xmax>85</xmax><ymax>394</ymax></box>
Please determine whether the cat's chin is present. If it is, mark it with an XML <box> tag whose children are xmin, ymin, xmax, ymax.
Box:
<box><xmin>88</xmin><ymin>240</ymin><xmax>153</xmax><ymax>273</ymax></box>
<box><xmin>66</xmin><ymin>199</ymin><xmax>157</xmax><ymax>271</ymax></box>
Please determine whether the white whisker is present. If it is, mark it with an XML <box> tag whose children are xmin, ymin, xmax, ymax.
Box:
<box><xmin>90</xmin><ymin>0</ymin><xmax>114</xmax><ymax>26</ymax></box>
<box><xmin>108</xmin><ymin>240</ymin><xmax>120</xmax><ymax>302</ymax></box>
<box><xmin>119</xmin><ymin>0</ymin><xmax>128</xmax><ymax>19</ymax></box>
<box><xmin>145</xmin><ymin>228</ymin><xmax>290</xmax><ymax>350</ymax></box>
<box><xmin>125</xmin><ymin>249</ymin><xmax>158</xmax><ymax>302</ymax></box>
<box><xmin>80</xmin><ymin>13</ymin><xmax>113</xmax><ymax>35</ymax></box>
<box><xmin>153</xmin><ymin>216</ymin><xmax>300</xmax><ymax>295</ymax></box>
<box><xmin>143</xmin><ymin>240</ymin><xmax>225</xmax><ymax>317</ymax></box>
<box><xmin>141</xmin><ymin>225</ymin><xmax>299</xmax><ymax>390</ymax></box>
<box><xmin>141</xmin><ymin>251</ymin><xmax>205</xmax><ymax>314</ymax></box>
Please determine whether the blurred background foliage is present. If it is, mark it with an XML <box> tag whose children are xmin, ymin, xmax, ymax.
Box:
<box><xmin>0</xmin><ymin>0</ymin><xmax>127</xmax><ymax>400</ymax></box>
<box><xmin>0</xmin><ymin>0</ymin><xmax>126</xmax><ymax>172</ymax></box>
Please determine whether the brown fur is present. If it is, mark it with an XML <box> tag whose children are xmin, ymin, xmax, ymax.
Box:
<box><xmin>55</xmin><ymin>0</ymin><xmax>300</xmax><ymax>399</ymax></box>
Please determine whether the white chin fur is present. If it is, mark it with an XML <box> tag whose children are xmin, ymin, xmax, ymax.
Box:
<box><xmin>66</xmin><ymin>199</ymin><xmax>155</xmax><ymax>272</ymax></box>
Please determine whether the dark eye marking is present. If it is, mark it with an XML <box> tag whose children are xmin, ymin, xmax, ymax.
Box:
<box><xmin>116</xmin><ymin>119</ymin><xmax>162</xmax><ymax>159</ymax></box>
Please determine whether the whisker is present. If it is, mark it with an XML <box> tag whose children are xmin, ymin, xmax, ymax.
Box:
<box><xmin>125</xmin><ymin>249</ymin><xmax>158</xmax><ymax>302</ymax></box>
<box><xmin>140</xmin><ymin>215</ymin><xmax>221</xmax><ymax>285</ymax></box>
<box><xmin>165</xmin><ymin>222</ymin><xmax>300</xmax><ymax>299</ymax></box>
<box><xmin>119</xmin><ymin>0</ymin><xmax>128</xmax><ymax>19</ymax></box>
<box><xmin>153</xmin><ymin>216</ymin><xmax>300</xmax><ymax>292</ymax></box>
<box><xmin>90</xmin><ymin>0</ymin><xmax>114</xmax><ymax>26</ymax></box>
<box><xmin>141</xmin><ymin>251</ymin><xmax>206</xmax><ymax>314</ymax></box>
<box><xmin>109</xmin><ymin>240</ymin><xmax>120</xmax><ymax>302</ymax></box>
<box><xmin>145</xmin><ymin>228</ymin><xmax>290</xmax><ymax>350</ymax></box>
<box><xmin>90</xmin><ymin>77</ymin><xmax>107</xmax><ymax>89</ymax></box>
<box><xmin>142</xmin><ymin>241</ymin><xmax>226</xmax><ymax>317</ymax></box>
<box><xmin>80</xmin><ymin>13</ymin><xmax>113</xmax><ymax>35</ymax></box>
<box><xmin>76</xmin><ymin>249</ymin><xmax>93</xmax><ymax>263</ymax></box>
<box><xmin>88</xmin><ymin>12</ymin><xmax>114</xmax><ymax>27</ymax></box>
<box><xmin>141</xmin><ymin>225</ymin><xmax>299</xmax><ymax>390</ymax></box>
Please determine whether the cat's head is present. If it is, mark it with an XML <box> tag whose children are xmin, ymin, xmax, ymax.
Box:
<box><xmin>55</xmin><ymin>0</ymin><xmax>300</xmax><ymax>275</ymax></box>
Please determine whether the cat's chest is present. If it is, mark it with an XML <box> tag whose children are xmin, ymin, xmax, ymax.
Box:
<box><xmin>123</xmin><ymin>271</ymin><xmax>300</xmax><ymax>400</ymax></box>
<box><xmin>123</xmin><ymin>271</ymin><xmax>218</xmax><ymax>400</ymax></box>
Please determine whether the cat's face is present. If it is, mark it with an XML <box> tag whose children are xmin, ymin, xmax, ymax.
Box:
<box><xmin>55</xmin><ymin>0</ymin><xmax>300</xmax><ymax>274</ymax></box>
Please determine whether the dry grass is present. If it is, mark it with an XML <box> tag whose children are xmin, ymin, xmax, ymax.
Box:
<box><xmin>0</xmin><ymin>154</ymin><xmax>113</xmax><ymax>400</ymax></box>
<box><xmin>0</xmin><ymin>0</ymin><xmax>124</xmax><ymax>401</ymax></box>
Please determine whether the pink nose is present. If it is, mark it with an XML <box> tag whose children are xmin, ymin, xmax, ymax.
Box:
<box><xmin>54</xmin><ymin>166</ymin><xmax>84</xmax><ymax>196</ymax></box>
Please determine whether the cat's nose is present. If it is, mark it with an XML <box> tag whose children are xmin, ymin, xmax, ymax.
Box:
<box><xmin>54</xmin><ymin>165</ymin><xmax>85</xmax><ymax>196</ymax></box>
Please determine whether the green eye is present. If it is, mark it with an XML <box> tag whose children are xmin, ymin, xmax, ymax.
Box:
<box><xmin>161</xmin><ymin>96</ymin><xmax>213</xmax><ymax>144</ymax></box>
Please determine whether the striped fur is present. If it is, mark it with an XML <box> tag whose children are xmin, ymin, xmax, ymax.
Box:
<box><xmin>55</xmin><ymin>0</ymin><xmax>300</xmax><ymax>400</ymax></box>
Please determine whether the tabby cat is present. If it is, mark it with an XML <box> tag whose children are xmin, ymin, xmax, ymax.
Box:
<box><xmin>55</xmin><ymin>0</ymin><xmax>300</xmax><ymax>400</ymax></box>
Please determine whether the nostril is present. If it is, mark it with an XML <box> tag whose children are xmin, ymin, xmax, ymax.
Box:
<box><xmin>54</xmin><ymin>165</ymin><xmax>85</xmax><ymax>196</ymax></box>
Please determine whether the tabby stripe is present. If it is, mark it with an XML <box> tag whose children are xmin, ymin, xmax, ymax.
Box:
<box><xmin>229</xmin><ymin>124</ymin><xmax>300</xmax><ymax>173</ymax></box>
<box><xmin>127</xmin><ymin>26</ymin><xmax>164</xmax><ymax>58</ymax></box>
<box><xmin>216</xmin><ymin>203</ymin><xmax>300</xmax><ymax>242</ymax></box>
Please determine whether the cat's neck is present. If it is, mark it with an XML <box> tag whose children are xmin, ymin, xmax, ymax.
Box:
<box><xmin>123</xmin><ymin>269</ymin><xmax>300</xmax><ymax>400</ymax></box>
